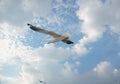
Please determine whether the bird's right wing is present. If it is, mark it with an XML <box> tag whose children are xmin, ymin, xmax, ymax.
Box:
<box><xmin>28</xmin><ymin>24</ymin><xmax>61</xmax><ymax>38</ymax></box>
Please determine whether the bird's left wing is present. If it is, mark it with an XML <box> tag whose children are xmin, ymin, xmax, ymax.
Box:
<box><xmin>28</xmin><ymin>24</ymin><xmax>61</xmax><ymax>38</ymax></box>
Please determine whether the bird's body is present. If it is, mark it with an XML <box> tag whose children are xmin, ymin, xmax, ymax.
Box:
<box><xmin>27</xmin><ymin>24</ymin><xmax>74</xmax><ymax>44</ymax></box>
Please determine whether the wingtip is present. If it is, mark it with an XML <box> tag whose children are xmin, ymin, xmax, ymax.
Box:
<box><xmin>27</xmin><ymin>23</ymin><xmax>31</xmax><ymax>26</ymax></box>
<box><xmin>27</xmin><ymin>23</ymin><xmax>33</xmax><ymax>27</ymax></box>
<box><xmin>27</xmin><ymin>24</ymin><xmax>33</xmax><ymax>28</ymax></box>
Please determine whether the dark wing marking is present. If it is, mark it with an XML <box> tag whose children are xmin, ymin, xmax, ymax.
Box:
<box><xmin>62</xmin><ymin>39</ymin><xmax>74</xmax><ymax>44</ymax></box>
<box><xmin>28</xmin><ymin>24</ymin><xmax>61</xmax><ymax>38</ymax></box>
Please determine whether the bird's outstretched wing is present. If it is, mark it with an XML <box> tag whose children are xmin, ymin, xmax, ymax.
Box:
<box><xmin>27</xmin><ymin>24</ymin><xmax>61</xmax><ymax>38</ymax></box>
<box><xmin>62</xmin><ymin>39</ymin><xmax>74</xmax><ymax>44</ymax></box>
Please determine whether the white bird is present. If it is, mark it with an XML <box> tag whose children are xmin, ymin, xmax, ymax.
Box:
<box><xmin>27</xmin><ymin>24</ymin><xmax>74</xmax><ymax>44</ymax></box>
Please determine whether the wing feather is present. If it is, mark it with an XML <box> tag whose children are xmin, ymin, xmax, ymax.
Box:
<box><xmin>28</xmin><ymin>24</ymin><xmax>61</xmax><ymax>38</ymax></box>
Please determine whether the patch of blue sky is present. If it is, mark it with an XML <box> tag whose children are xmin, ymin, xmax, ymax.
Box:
<box><xmin>63</xmin><ymin>0</ymin><xmax>76</xmax><ymax>5</ymax></box>
<box><xmin>52</xmin><ymin>0</ymin><xmax>79</xmax><ymax>24</ymax></box>
<box><xmin>0</xmin><ymin>64</ymin><xmax>21</xmax><ymax>77</ymax></box>
<box><xmin>76</xmin><ymin>29</ymin><xmax>120</xmax><ymax>73</ymax></box>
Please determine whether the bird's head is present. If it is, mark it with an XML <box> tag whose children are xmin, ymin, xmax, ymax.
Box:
<box><xmin>62</xmin><ymin>33</ymin><xmax>70</xmax><ymax>39</ymax></box>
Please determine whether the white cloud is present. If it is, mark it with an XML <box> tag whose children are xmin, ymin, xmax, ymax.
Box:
<box><xmin>93</xmin><ymin>61</ymin><xmax>119</xmax><ymax>77</ymax></box>
<box><xmin>0</xmin><ymin>22</ymin><xmax>28</xmax><ymax>66</ymax></box>
<box><xmin>62</xmin><ymin>61</ymin><xmax>78</xmax><ymax>77</ymax></box>
<box><xmin>0</xmin><ymin>48</ymin><xmax>120</xmax><ymax>84</ymax></box>
<box><xmin>0</xmin><ymin>0</ymin><xmax>52</xmax><ymax>26</ymax></box>
<box><xmin>73</xmin><ymin>0</ymin><xmax>120</xmax><ymax>55</ymax></box>
<box><xmin>33</xmin><ymin>44</ymin><xmax>71</xmax><ymax>62</ymax></box>
<box><xmin>73</xmin><ymin>36</ymin><xmax>89</xmax><ymax>56</ymax></box>
<box><xmin>0</xmin><ymin>22</ymin><xmax>27</xmax><ymax>39</ymax></box>
<box><xmin>92</xmin><ymin>61</ymin><xmax>120</xmax><ymax>83</ymax></box>
<box><xmin>75</xmin><ymin>61</ymin><xmax>120</xmax><ymax>84</ymax></box>
<box><xmin>23</xmin><ymin>0</ymin><xmax>51</xmax><ymax>16</ymax></box>
<box><xmin>0</xmin><ymin>22</ymin><xmax>75</xmax><ymax>84</ymax></box>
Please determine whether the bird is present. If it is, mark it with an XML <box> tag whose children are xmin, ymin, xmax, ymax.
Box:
<box><xmin>39</xmin><ymin>80</ymin><xmax>46</xmax><ymax>84</ymax></box>
<box><xmin>27</xmin><ymin>24</ymin><xmax>74</xmax><ymax>44</ymax></box>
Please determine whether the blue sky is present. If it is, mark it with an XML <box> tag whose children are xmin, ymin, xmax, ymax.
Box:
<box><xmin>0</xmin><ymin>0</ymin><xmax>120</xmax><ymax>84</ymax></box>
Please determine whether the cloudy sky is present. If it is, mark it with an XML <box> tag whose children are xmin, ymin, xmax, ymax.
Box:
<box><xmin>0</xmin><ymin>0</ymin><xmax>120</xmax><ymax>84</ymax></box>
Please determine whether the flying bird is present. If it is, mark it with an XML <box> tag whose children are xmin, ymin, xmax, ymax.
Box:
<box><xmin>39</xmin><ymin>80</ymin><xmax>46</xmax><ymax>84</ymax></box>
<box><xmin>27</xmin><ymin>24</ymin><xmax>74</xmax><ymax>44</ymax></box>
